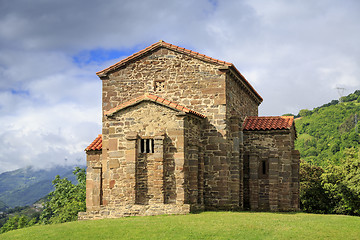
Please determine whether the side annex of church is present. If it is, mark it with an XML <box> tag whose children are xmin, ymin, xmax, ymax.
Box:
<box><xmin>78</xmin><ymin>41</ymin><xmax>300</xmax><ymax>220</ymax></box>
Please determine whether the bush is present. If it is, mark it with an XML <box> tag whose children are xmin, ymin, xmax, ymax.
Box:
<box><xmin>0</xmin><ymin>215</ymin><xmax>36</xmax><ymax>234</ymax></box>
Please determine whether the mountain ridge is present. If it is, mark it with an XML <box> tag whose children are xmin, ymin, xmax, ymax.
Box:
<box><xmin>0</xmin><ymin>164</ymin><xmax>85</xmax><ymax>208</ymax></box>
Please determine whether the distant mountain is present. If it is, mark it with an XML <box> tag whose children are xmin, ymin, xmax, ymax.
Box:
<box><xmin>0</xmin><ymin>200</ymin><xmax>8</xmax><ymax>211</ymax></box>
<box><xmin>294</xmin><ymin>90</ymin><xmax>360</xmax><ymax>166</ymax></box>
<box><xmin>0</xmin><ymin>165</ymin><xmax>85</xmax><ymax>208</ymax></box>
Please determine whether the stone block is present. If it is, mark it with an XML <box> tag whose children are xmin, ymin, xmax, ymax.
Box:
<box><xmin>108</xmin><ymin>138</ymin><xmax>118</xmax><ymax>151</ymax></box>
<box><xmin>109</xmin><ymin>159</ymin><xmax>120</xmax><ymax>169</ymax></box>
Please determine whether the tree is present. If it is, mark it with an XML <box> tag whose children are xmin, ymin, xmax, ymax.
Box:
<box><xmin>299</xmin><ymin>109</ymin><xmax>312</xmax><ymax>117</ymax></box>
<box><xmin>299</xmin><ymin>160</ymin><xmax>333</xmax><ymax>213</ymax></box>
<box><xmin>0</xmin><ymin>216</ymin><xmax>19</xmax><ymax>233</ymax></box>
<box><xmin>40</xmin><ymin>167</ymin><xmax>86</xmax><ymax>224</ymax></box>
<box><xmin>0</xmin><ymin>215</ymin><xmax>35</xmax><ymax>234</ymax></box>
<box><xmin>322</xmin><ymin>149</ymin><xmax>360</xmax><ymax>215</ymax></box>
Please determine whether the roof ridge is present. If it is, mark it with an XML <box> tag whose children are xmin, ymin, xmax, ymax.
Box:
<box><xmin>96</xmin><ymin>40</ymin><xmax>232</xmax><ymax>77</ymax></box>
<box><xmin>104</xmin><ymin>93</ymin><xmax>206</xmax><ymax>118</ymax></box>
<box><xmin>243</xmin><ymin>116</ymin><xmax>294</xmax><ymax>131</ymax></box>
<box><xmin>246</xmin><ymin>115</ymin><xmax>294</xmax><ymax>119</ymax></box>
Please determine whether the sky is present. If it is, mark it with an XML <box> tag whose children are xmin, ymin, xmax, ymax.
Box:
<box><xmin>0</xmin><ymin>0</ymin><xmax>359</xmax><ymax>173</ymax></box>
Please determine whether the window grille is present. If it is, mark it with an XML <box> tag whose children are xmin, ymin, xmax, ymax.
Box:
<box><xmin>139</xmin><ymin>139</ymin><xmax>154</xmax><ymax>153</ymax></box>
<box><xmin>154</xmin><ymin>81</ymin><xmax>165</xmax><ymax>92</ymax></box>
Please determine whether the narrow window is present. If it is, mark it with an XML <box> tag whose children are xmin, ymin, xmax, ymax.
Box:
<box><xmin>151</xmin><ymin>139</ymin><xmax>154</xmax><ymax>153</ymax></box>
<box><xmin>140</xmin><ymin>139</ymin><xmax>145</xmax><ymax>153</ymax></box>
<box><xmin>139</xmin><ymin>138</ymin><xmax>154</xmax><ymax>153</ymax></box>
<box><xmin>262</xmin><ymin>160</ymin><xmax>267</xmax><ymax>175</ymax></box>
<box><xmin>146</xmin><ymin>139</ymin><xmax>150</xmax><ymax>153</ymax></box>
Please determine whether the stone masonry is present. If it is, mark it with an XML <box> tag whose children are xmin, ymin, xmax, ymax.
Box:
<box><xmin>78</xmin><ymin>41</ymin><xmax>300</xmax><ymax>220</ymax></box>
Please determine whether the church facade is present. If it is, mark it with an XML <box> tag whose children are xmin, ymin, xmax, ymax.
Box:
<box><xmin>78</xmin><ymin>41</ymin><xmax>300</xmax><ymax>220</ymax></box>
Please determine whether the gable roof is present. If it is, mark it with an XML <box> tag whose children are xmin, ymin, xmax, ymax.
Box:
<box><xmin>85</xmin><ymin>134</ymin><xmax>102</xmax><ymax>151</ymax></box>
<box><xmin>96</xmin><ymin>40</ymin><xmax>262</xmax><ymax>104</ymax></box>
<box><xmin>243</xmin><ymin>116</ymin><xmax>294</xmax><ymax>131</ymax></box>
<box><xmin>96</xmin><ymin>40</ymin><xmax>232</xmax><ymax>77</ymax></box>
<box><xmin>104</xmin><ymin>93</ymin><xmax>206</xmax><ymax>118</ymax></box>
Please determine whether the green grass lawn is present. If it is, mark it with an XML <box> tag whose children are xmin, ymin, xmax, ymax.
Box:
<box><xmin>2</xmin><ymin>212</ymin><xmax>360</xmax><ymax>240</ymax></box>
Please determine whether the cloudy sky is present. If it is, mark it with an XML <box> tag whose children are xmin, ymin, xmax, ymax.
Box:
<box><xmin>0</xmin><ymin>0</ymin><xmax>359</xmax><ymax>173</ymax></box>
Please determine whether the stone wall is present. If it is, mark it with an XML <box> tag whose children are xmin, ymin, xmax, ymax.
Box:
<box><xmin>83</xmin><ymin>99</ymin><xmax>206</xmax><ymax>218</ymax></box>
<box><xmin>102</xmin><ymin>101</ymin><xmax>182</xmax><ymax>206</ymax></box>
<box><xmin>100</xmin><ymin>47</ymin><xmax>259</xmax><ymax>209</ymax></box>
<box><xmin>224</xmin><ymin>72</ymin><xmax>259</xmax><ymax>209</ymax></box>
<box><xmin>78</xmin><ymin>204</ymin><xmax>191</xmax><ymax>220</ymax></box>
<box><xmin>101</xmin><ymin>48</ymin><xmax>226</xmax><ymax>115</ymax></box>
<box><xmin>243</xmin><ymin>127</ymin><xmax>300</xmax><ymax>211</ymax></box>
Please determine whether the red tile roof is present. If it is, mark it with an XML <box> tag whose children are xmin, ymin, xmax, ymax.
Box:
<box><xmin>96</xmin><ymin>40</ymin><xmax>262</xmax><ymax>103</ymax></box>
<box><xmin>243</xmin><ymin>116</ymin><xmax>294</xmax><ymax>131</ymax></box>
<box><xmin>85</xmin><ymin>134</ymin><xmax>102</xmax><ymax>151</ymax></box>
<box><xmin>104</xmin><ymin>93</ymin><xmax>206</xmax><ymax>118</ymax></box>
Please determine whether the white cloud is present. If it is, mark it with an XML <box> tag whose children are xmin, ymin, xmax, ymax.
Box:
<box><xmin>0</xmin><ymin>48</ymin><xmax>102</xmax><ymax>173</ymax></box>
<box><xmin>0</xmin><ymin>102</ymin><xmax>101</xmax><ymax>172</ymax></box>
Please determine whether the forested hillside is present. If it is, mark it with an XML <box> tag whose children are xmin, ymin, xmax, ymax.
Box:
<box><xmin>0</xmin><ymin>165</ymin><xmax>82</xmax><ymax>208</ymax></box>
<box><xmin>294</xmin><ymin>90</ymin><xmax>360</xmax><ymax>215</ymax></box>
<box><xmin>0</xmin><ymin>168</ymin><xmax>85</xmax><ymax>233</ymax></box>
<box><xmin>0</xmin><ymin>201</ymin><xmax>8</xmax><ymax>212</ymax></box>
<box><xmin>295</xmin><ymin>90</ymin><xmax>360</xmax><ymax>166</ymax></box>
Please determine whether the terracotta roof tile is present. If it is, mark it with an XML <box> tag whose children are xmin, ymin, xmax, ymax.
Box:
<box><xmin>95</xmin><ymin>41</ymin><xmax>262</xmax><ymax>103</ymax></box>
<box><xmin>104</xmin><ymin>93</ymin><xmax>206</xmax><ymax>119</ymax></box>
<box><xmin>85</xmin><ymin>134</ymin><xmax>102</xmax><ymax>151</ymax></box>
<box><xmin>243</xmin><ymin>116</ymin><xmax>294</xmax><ymax>131</ymax></box>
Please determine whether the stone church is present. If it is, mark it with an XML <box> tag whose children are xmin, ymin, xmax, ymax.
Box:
<box><xmin>78</xmin><ymin>40</ymin><xmax>300</xmax><ymax>220</ymax></box>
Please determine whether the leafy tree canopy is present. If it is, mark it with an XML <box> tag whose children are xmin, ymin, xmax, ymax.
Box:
<box><xmin>297</xmin><ymin>90</ymin><xmax>360</xmax><ymax>215</ymax></box>
<box><xmin>39</xmin><ymin>167</ymin><xmax>85</xmax><ymax>224</ymax></box>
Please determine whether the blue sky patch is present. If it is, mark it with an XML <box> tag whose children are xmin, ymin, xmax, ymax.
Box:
<box><xmin>72</xmin><ymin>44</ymin><xmax>151</xmax><ymax>66</ymax></box>
<box><xmin>11</xmin><ymin>89</ymin><xmax>30</xmax><ymax>96</ymax></box>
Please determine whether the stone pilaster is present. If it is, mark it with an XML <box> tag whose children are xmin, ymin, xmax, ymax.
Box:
<box><xmin>175</xmin><ymin>114</ymin><xmax>186</xmax><ymax>205</ymax></box>
<box><xmin>125</xmin><ymin>133</ymin><xmax>137</xmax><ymax>205</ymax></box>
<box><xmin>148</xmin><ymin>134</ymin><xmax>165</xmax><ymax>204</ymax></box>
<box><xmin>197</xmin><ymin>146</ymin><xmax>204</xmax><ymax>206</ymax></box>
<box><xmin>291</xmin><ymin>150</ymin><xmax>300</xmax><ymax>210</ymax></box>
<box><xmin>85</xmin><ymin>151</ymin><xmax>102</xmax><ymax>211</ymax></box>
<box><xmin>268</xmin><ymin>157</ymin><xmax>279</xmax><ymax>211</ymax></box>
<box><xmin>229</xmin><ymin>116</ymin><xmax>241</xmax><ymax>208</ymax></box>
<box><xmin>187</xmin><ymin>144</ymin><xmax>199</xmax><ymax>204</ymax></box>
<box><xmin>249</xmin><ymin>154</ymin><xmax>259</xmax><ymax>210</ymax></box>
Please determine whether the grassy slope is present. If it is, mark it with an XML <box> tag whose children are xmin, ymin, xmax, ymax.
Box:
<box><xmin>2</xmin><ymin>212</ymin><xmax>360</xmax><ymax>240</ymax></box>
